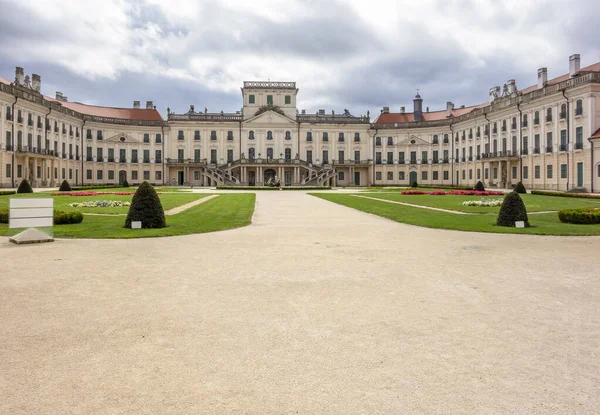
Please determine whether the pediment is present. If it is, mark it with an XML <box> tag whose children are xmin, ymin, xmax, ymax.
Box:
<box><xmin>244</xmin><ymin>110</ymin><xmax>297</xmax><ymax>125</ymax></box>
<box><xmin>105</xmin><ymin>132</ymin><xmax>140</xmax><ymax>144</ymax></box>
<box><xmin>399</xmin><ymin>135</ymin><xmax>428</xmax><ymax>146</ymax></box>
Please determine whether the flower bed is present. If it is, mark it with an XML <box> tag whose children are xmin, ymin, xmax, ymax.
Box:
<box><xmin>558</xmin><ymin>208</ymin><xmax>600</xmax><ymax>224</ymax></box>
<box><xmin>68</xmin><ymin>200</ymin><xmax>131</xmax><ymax>208</ymax></box>
<box><xmin>51</xmin><ymin>191</ymin><xmax>136</xmax><ymax>196</ymax></box>
<box><xmin>401</xmin><ymin>190</ymin><xmax>504</xmax><ymax>196</ymax></box>
<box><xmin>531</xmin><ymin>190</ymin><xmax>600</xmax><ymax>199</ymax></box>
<box><xmin>462</xmin><ymin>199</ymin><xmax>504</xmax><ymax>207</ymax></box>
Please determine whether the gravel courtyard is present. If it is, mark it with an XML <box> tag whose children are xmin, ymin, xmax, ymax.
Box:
<box><xmin>1</xmin><ymin>191</ymin><xmax>599</xmax><ymax>414</ymax></box>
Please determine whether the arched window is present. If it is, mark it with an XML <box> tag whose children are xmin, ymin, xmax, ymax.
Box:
<box><xmin>523</xmin><ymin>113</ymin><xmax>528</xmax><ymax>126</ymax></box>
<box><xmin>493</xmin><ymin>139</ymin><xmax>498</xmax><ymax>153</ymax></box>
<box><xmin>560</xmin><ymin>104</ymin><xmax>567</xmax><ymax>119</ymax></box>
<box><xmin>285</xmin><ymin>131</ymin><xmax>291</xmax><ymax>140</ymax></box>
<box><xmin>17</xmin><ymin>131</ymin><xmax>23</xmax><ymax>148</ymax></box>
<box><xmin>266</xmin><ymin>131</ymin><xmax>273</xmax><ymax>140</ymax></box>
<box><xmin>266</xmin><ymin>148</ymin><xmax>273</xmax><ymax>159</ymax></box>
<box><xmin>248</xmin><ymin>147</ymin><xmax>255</xmax><ymax>159</ymax></box>
<box><xmin>576</xmin><ymin>99</ymin><xmax>583</xmax><ymax>116</ymax></box>
<box><xmin>27</xmin><ymin>133</ymin><xmax>33</xmax><ymax>147</ymax></box>
<box><xmin>502</xmin><ymin>137</ymin><xmax>507</xmax><ymax>152</ymax></box>
<box><xmin>17</xmin><ymin>110</ymin><xmax>22</xmax><ymax>123</ymax></box>
<box><xmin>546</xmin><ymin>107</ymin><xmax>552</xmax><ymax>122</ymax></box>
<box><xmin>285</xmin><ymin>148</ymin><xmax>291</xmax><ymax>160</ymax></box>
<box><xmin>87</xmin><ymin>129</ymin><xmax>92</xmax><ymax>139</ymax></box>
<box><xmin>511</xmin><ymin>117</ymin><xmax>516</xmax><ymax>129</ymax></box>
<box><xmin>443</xmin><ymin>133</ymin><xmax>448</xmax><ymax>143</ymax></box>
<box><xmin>534</xmin><ymin>111</ymin><xmax>540</xmax><ymax>124</ymax></box>
<box><xmin>248</xmin><ymin>130</ymin><xmax>255</xmax><ymax>140</ymax></box>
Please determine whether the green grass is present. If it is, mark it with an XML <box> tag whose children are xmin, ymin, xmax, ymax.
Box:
<box><xmin>312</xmin><ymin>193</ymin><xmax>600</xmax><ymax>235</ymax></box>
<box><xmin>360</xmin><ymin>192</ymin><xmax>600</xmax><ymax>213</ymax></box>
<box><xmin>0</xmin><ymin>193</ymin><xmax>256</xmax><ymax>238</ymax></box>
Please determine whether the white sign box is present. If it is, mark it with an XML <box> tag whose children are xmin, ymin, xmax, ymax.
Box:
<box><xmin>515</xmin><ymin>221</ymin><xmax>525</xmax><ymax>228</ymax></box>
<box><xmin>9</xmin><ymin>198</ymin><xmax>54</xmax><ymax>229</ymax></box>
<box><xmin>131</xmin><ymin>221</ymin><xmax>142</xmax><ymax>229</ymax></box>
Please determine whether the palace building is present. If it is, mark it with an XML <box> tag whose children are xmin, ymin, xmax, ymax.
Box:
<box><xmin>1</xmin><ymin>54</ymin><xmax>600</xmax><ymax>191</ymax></box>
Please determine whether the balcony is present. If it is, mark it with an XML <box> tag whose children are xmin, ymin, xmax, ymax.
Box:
<box><xmin>118</xmin><ymin>158</ymin><xmax>127</xmax><ymax>163</ymax></box>
<box><xmin>560</xmin><ymin>112</ymin><xmax>566</xmax><ymax>119</ymax></box>
<box><xmin>533</xmin><ymin>147</ymin><xmax>540</xmax><ymax>154</ymax></box>
<box><xmin>521</xmin><ymin>149</ymin><xmax>528</xmax><ymax>155</ymax></box>
<box><xmin>481</xmin><ymin>151</ymin><xmax>519</xmax><ymax>160</ymax></box>
<box><xmin>546</xmin><ymin>116</ymin><xmax>552</xmax><ymax>123</ymax></box>
<box><xmin>546</xmin><ymin>146</ymin><xmax>553</xmax><ymax>153</ymax></box>
<box><xmin>131</xmin><ymin>158</ymin><xmax>139</xmax><ymax>163</ymax></box>
<box><xmin>143</xmin><ymin>158</ymin><xmax>151</xmax><ymax>163</ymax></box>
<box><xmin>575</xmin><ymin>142</ymin><xmax>583</xmax><ymax>150</ymax></box>
<box><xmin>409</xmin><ymin>159</ymin><xmax>417</xmax><ymax>165</ymax></box>
<box><xmin>398</xmin><ymin>160</ymin><xmax>405</xmax><ymax>165</ymax></box>
<box><xmin>107</xmin><ymin>157</ymin><xmax>115</xmax><ymax>163</ymax></box>
<box><xmin>86</xmin><ymin>156</ymin><xmax>93</xmax><ymax>162</ymax></box>
<box><xmin>559</xmin><ymin>144</ymin><xmax>567</xmax><ymax>151</ymax></box>
<box><xmin>421</xmin><ymin>160</ymin><xmax>428</xmax><ymax>165</ymax></box>
<box><xmin>575</xmin><ymin>108</ymin><xmax>583</xmax><ymax>116</ymax></box>
<box><xmin>534</xmin><ymin>118</ymin><xmax>540</xmax><ymax>125</ymax></box>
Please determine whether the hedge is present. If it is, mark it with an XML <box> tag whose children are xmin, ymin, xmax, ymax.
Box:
<box><xmin>216</xmin><ymin>186</ymin><xmax>332</xmax><ymax>191</ymax></box>
<box><xmin>71</xmin><ymin>184</ymin><xmax>123</xmax><ymax>191</ymax></box>
<box><xmin>531</xmin><ymin>190</ymin><xmax>600</xmax><ymax>199</ymax></box>
<box><xmin>414</xmin><ymin>185</ymin><xmax>475</xmax><ymax>191</ymax></box>
<box><xmin>124</xmin><ymin>181</ymin><xmax>166</xmax><ymax>228</ymax></box>
<box><xmin>558</xmin><ymin>208</ymin><xmax>600</xmax><ymax>224</ymax></box>
<box><xmin>59</xmin><ymin>180</ymin><xmax>72</xmax><ymax>192</ymax></box>
<box><xmin>0</xmin><ymin>190</ymin><xmax>16</xmax><ymax>196</ymax></box>
<box><xmin>17</xmin><ymin>179</ymin><xmax>33</xmax><ymax>193</ymax></box>
<box><xmin>514</xmin><ymin>181</ymin><xmax>526</xmax><ymax>194</ymax></box>
<box><xmin>0</xmin><ymin>209</ymin><xmax>83</xmax><ymax>225</ymax></box>
<box><xmin>496</xmin><ymin>191</ymin><xmax>529</xmax><ymax>227</ymax></box>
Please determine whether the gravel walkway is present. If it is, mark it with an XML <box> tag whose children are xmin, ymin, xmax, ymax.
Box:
<box><xmin>164</xmin><ymin>194</ymin><xmax>219</xmax><ymax>215</ymax></box>
<box><xmin>1</xmin><ymin>191</ymin><xmax>599</xmax><ymax>414</ymax></box>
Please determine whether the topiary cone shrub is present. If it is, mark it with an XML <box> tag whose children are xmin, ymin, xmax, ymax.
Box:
<box><xmin>411</xmin><ymin>181</ymin><xmax>418</xmax><ymax>188</ymax></box>
<box><xmin>474</xmin><ymin>181</ymin><xmax>485</xmax><ymax>192</ymax></box>
<box><xmin>496</xmin><ymin>191</ymin><xmax>529</xmax><ymax>227</ymax></box>
<box><xmin>59</xmin><ymin>180</ymin><xmax>72</xmax><ymax>192</ymax></box>
<box><xmin>122</xmin><ymin>179</ymin><xmax>129</xmax><ymax>188</ymax></box>
<box><xmin>17</xmin><ymin>179</ymin><xmax>33</xmax><ymax>193</ymax></box>
<box><xmin>124</xmin><ymin>181</ymin><xmax>166</xmax><ymax>228</ymax></box>
<box><xmin>515</xmin><ymin>181</ymin><xmax>526</xmax><ymax>194</ymax></box>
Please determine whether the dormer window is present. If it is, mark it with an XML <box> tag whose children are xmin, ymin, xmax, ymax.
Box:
<box><xmin>144</xmin><ymin>133</ymin><xmax>150</xmax><ymax>143</ymax></box>
<box><xmin>249</xmin><ymin>94</ymin><xmax>255</xmax><ymax>104</ymax></box>
<box><xmin>306</xmin><ymin>132</ymin><xmax>312</xmax><ymax>141</ymax></box>
<box><xmin>354</xmin><ymin>132</ymin><xmax>360</xmax><ymax>142</ymax></box>
<box><xmin>194</xmin><ymin>130</ymin><xmax>200</xmax><ymax>140</ymax></box>
<box><xmin>575</xmin><ymin>99</ymin><xmax>583</xmax><ymax>116</ymax></box>
<box><xmin>210</xmin><ymin>130</ymin><xmax>217</xmax><ymax>140</ymax></box>
<box><xmin>285</xmin><ymin>131</ymin><xmax>291</xmax><ymax>140</ymax></box>
<box><xmin>266</xmin><ymin>131</ymin><xmax>273</xmax><ymax>140</ymax></box>
<box><xmin>248</xmin><ymin>130</ymin><xmax>255</xmax><ymax>140</ymax></box>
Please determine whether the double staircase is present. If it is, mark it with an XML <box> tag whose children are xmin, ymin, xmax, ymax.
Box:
<box><xmin>205</xmin><ymin>164</ymin><xmax>239</xmax><ymax>186</ymax></box>
<box><xmin>301</xmin><ymin>163</ymin><xmax>336</xmax><ymax>186</ymax></box>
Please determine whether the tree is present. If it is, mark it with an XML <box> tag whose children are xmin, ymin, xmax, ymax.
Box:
<box><xmin>17</xmin><ymin>179</ymin><xmax>33</xmax><ymax>193</ymax></box>
<box><xmin>124</xmin><ymin>181</ymin><xmax>166</xmax><ymax>228</ymax></box>
<box><xmin>514</xmin><ymin>181</ymin><xmax>526</xmax><ymax>194</ymax></box>
<box><xmin>496</xmin><ymin>191</ymin><xmax>529</xmax><ymax>227</ymax></box>
<box><xmin>59</xmin><ymin>180</ymin><xmax>72</xmax><ymax>192</ymax></box>
<box><xmin>474</xmin><ymin>181</ymin><xmax>485</xmax><ymax>191</ymax></box>
<box><xmin>122</xmin><ymin>179</ymin><xmax>130</xmax><ymax>188</ymax></box>
<box><xmin>411</xmin><ymin>181</ymin><xmax>418</xmax><ymax>188</ymax></box>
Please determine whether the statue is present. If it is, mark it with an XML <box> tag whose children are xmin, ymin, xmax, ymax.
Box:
<box><xmin>367</xmin><ymin>110</ymin><xmax>370</xmax><ymax>119</ymax></box>
<box><xmin>189</xmin><ymin>104</ymin><xmax>195</xmax><ymax>113</ymax></box>
<box><xmin>241</xmin><ymin>152</ymin><xmax>245</xmax><ymax>159</ymax></box>
<box><xmin>332</xmin><ymin>110</ymin><xmax>335</xmax><ymax>115</ymax></box>
<box><xmin>295</xmin><ymin>153</ymin><xmax>299</xmax><ymax>159</ymax></box>
<box><xmin>502</xmin><ymin>83</ymin><xmax>509</xmax><ymax>97</ymax></box>
<box><xmin>24</xmin><ymin>75</ymin><xmax>31</xmax><ymax>88</ymax></box>
<box><xmin>204</xmin><ymin>107</ymin><xmax>208</xmax><ymax>114</ymax></box>
<box><xmin>344</xmin><ymin>109</ymin><xmax>350</xmax><ymax>115</ymax></box>
<box><xmin>167</xmin><ymin>107</ymin><xmax>170</xmax><ymax>114</ymax></box>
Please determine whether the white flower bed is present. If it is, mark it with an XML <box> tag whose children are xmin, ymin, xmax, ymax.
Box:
<box><xmin>462</xmin><ymin>198</ymin><xmax>504</xmax><ymax>207</ymax></box>
<box><xmin>68</xmin><ymin>200</ymin><xmax>131</xmax><ymax>208</ymax></box>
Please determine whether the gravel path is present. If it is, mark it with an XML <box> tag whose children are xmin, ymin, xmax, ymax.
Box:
<box><xmin>164</xmin><ymin>194</ymin><xmax>219</xmax><ymax>215</ymax></box>
<box><xmin>1</xmin><ymin>191</ymin><xmax>599</xmax><ymax>414</ymax></box>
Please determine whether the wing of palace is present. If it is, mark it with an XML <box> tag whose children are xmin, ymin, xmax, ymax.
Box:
<box><xmin>1</xmin><ymin>54</ymin><xmax>600</xmax><ymax>191</ymax></box>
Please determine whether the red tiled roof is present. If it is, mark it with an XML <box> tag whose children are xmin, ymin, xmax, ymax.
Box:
<box><xmin>590</xmin><ymin>128</ymin><xmax>600</xmax><ymax>139</ymax></box>
<box><xmin>0</xmin><ymin>76</ymin><xmax>12</xmax><ymax>86</ymax></box>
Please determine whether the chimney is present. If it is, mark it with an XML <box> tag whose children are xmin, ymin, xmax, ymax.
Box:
<box><xmin>31</xmin><ymin>74</ymin><xmax>41</xmax><ymax>92</ymax></box>
<box><xmin>146</xmin><ymin>101</ymin><xmax>153</xmax><ymax>109</ymax></box>
<box><xmin>62</xmin><ymin>96</ymin><xmax>68</xmax><ymax>102</ymax></box>
<box><xmin>446</xmin><ymin>101</ymin><xmax>454</xmax><ymax>117</ymax></box>
<box><xmin>537</xmin><ymin>68</ymin><xmax>547</xmax><ymax>89</ymax></box>
<box><xmin>569</xmin><ymin>54</ymin><xmax>581</xmax><ymax>77</ymax></box>
<box><xmin>55</xmin><ymin>91</ymin><xmax>63</xmax><ymax>100</ymax></box>
<box><xmin>301</xmin><ymin>109</ymin><xmax>306</xmax><ymax>114</ymax></box>
<box><xmin>460</xmin><ymin>105</ymin><xmax>465</xmax><ymax>109</ymax></box>
<box><xmin>400</xmin><ymin>106</ymin><xmax>405</xmax><ymax>113</ymax></box>
<box><xmin>507</xmin><ymin>79</ymin><xmax>517</xmax><ymax>95</ymax></box>
<box><xmin>426</xmin><ymin>106</ymin><xmax>429</xmax><ymax>113</ymax></box>
<box><xmin>133</xmin><ymin>101</ymin><xmax>140</xmax><ymax>109</ymax></box>
<box><xmin>15</xmin><ymin>67</ymin><xmax>24</xmax><ymax>85</ymax></box>
<box><xmin>382</xmin><ymin>106</ymin><xmax>390</xmax><ymax>114</ymax></box>
<box><xmin>413</xmin><ymin>92</ymin><xmax>423</xmax><ymax>122</ymax></box>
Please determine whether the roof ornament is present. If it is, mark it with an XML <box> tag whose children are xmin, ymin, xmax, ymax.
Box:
<box><xmin>204</xmin><ymin>107</ymin><xmax>208</xmax><ymax>114</ymax></box>
<box><xmin>366</xmin><ymin>110</ymin><xmax>370</xmax><ymax>119</ymax></box>
<box><xmin>24</xmin><ymin>75</ymin><xmax>31</xmax><ymax>88</ymax></box>
<box><xmin>167</xmin><ymin>107</ymin><xmax>170</xmax><ymax>114</ymax></box>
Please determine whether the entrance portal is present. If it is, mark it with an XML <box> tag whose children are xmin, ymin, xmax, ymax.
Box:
<box><xmin>354</xmin><ymin>171</ymin><xmax>360</xmax><ymax>186</ymax></box>
<box><xmin>285</xmin><ymin>171</ymin><xmax>291</xmax><ymax>186</ymax></box>
<box><xmin>264</xmin><ymin>169</ymin><xmax>276</xmax><ymax>184</ymax></box>
<box><xmin>409</xmin><ymin>171</ymin><xmax>417</xmax><ymax>185</ymax></box>
<box><xmin>178</xmin><ymin>171</ymin><xmax>184</xmax><ymax>185</ymax></box>
<box><xmin>119</xmin><ymin>170</ymin><xmax>127</xmax><ymax>185</ymax></box>
<box><xmin>248</xmin><ymin>171</ymin><xmax>256</xmax><ymax>186</ymax></box>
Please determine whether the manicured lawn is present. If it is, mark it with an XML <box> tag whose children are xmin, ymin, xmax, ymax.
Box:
<box><xmin>0</xmin><ymin>192</ymin><xmax>208</xmax><ymax>215</ymax></box>
<box><xmin>312</xmin><ymin>193</ymin><xmax>600</xmax><ymax>235</ymax></box>
<box><xmin>0</xmin><ymin>193</ymin><xmax>255</xmax><ymax>238</ymax></box>
<box><xmin>360</xmin><ymin>192</ymin><xmax>600</xmax><ymax>213</ymax></box>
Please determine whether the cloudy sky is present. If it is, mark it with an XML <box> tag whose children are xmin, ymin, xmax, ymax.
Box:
<box><xmin>1</xmin><ymin>0</ymin><xmax>598</xmax><ymax>119</ymax></box>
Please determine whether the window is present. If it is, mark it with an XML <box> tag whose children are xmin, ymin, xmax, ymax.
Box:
<box><xmin>339</xmin><ymin>172</ymin><xmax>346</xmax><ymax>181</ymax></box>
<box><xmin>177</xmin><ymin>149</ymin><xmax>184</xmax><ymax>160</ymax></box>
<box><xmin>493</xmin><ymin>168</ymin><xmax>497</xmax><ymax>179</ymax></box>
<box><xmin>227</xmin><ymin>131</ymin><xmax>233</xmax><ymax>141</ymax></box>
<box><xmin>87</xmin><ymin>129</ymin><xmax>92</xmax><ymax>139</ymax></box>
<box><xmin>249</xmin><ymin>94</ymin><xmax>255</xmax><ymax>104</ymax></box>
<box><xmin>422</xmin><ymin>171</ymin><xmax>428</xmax><ymax>181</ymax></box>
<box><xmin>155</xmin><ymin>150</ymin><xmax>162</xmax><ymax>163</ymax></box>
<box><xmin>433</xmin><ymin>150</ymin><xmax>439</xmax><ymax>163</ymax></box>
<box><xmin>512</xmin><ymin>136</ymin><xmax>517</xmax><ymax>153</ymax></box>
<box><xmin>502</xmin><ymin>120</ymin><xmax>507</xmax><ymax>131</ymax></box>
<box><xmin>523</xmin><ymin>113</ymin><xmax>528</xmax><ymax>127</ymax></box>
<box><xmin>227</xmin><ymin>149</ymin><xmax>234</xmax><ymax>163</ymax></box>
<box><xmin>285</xmin><ymin>95</ymin><xmax>291</xmax><ymax>105</ymax></box>
<box><xmin>560</xmin><ymin>104</ymin><xmax>567</xmax><ymax>119</ymax></box>
<box><xmin>143</xmin><ymin>150</ymin><xmax>150</xmax><ymax>163</ymax></box>
<box><xmin>322</xmin><ymin>150</ymin><xmax>329</xmax><ymax>164</ymax></box>
<box><xmin>462</xmin><ymin>170</ymin><xmax>466</xmax><ymax>180</ymax></box>
<box><xmin>399</xmin><ymin>171</ymin><xmax>405</xmax><ymax>181</ymax></box>
<box><xmin>249</xmin><ymin>148</ymin><xmax>255</xmax><ymax>160</ymax></box>
<box><xmin>321</xmin><ymin>132</ymin><xmax>328</xmax><ymax>142</ymax></box>
<box><xmin>144</xmin><ymin>133</ymin><xmax>150</xmax><ymax>143</ymax></box>
<box><xmin>86</xmin><ymin>170</ymin><xmax>92</xmax><ymax>180</ymax></box>
<box><xmin>338</xmin><ymin>132</ymin><xmax>344</xmax><ymax>142</ymax></box>
<box><xmin>547</xmin><ymin>165</ymin><xmax>553</xmax><ymax>179</ymax></box>
<box><xmin>339</xmin><ymin>150</ymin><xmax>345</xmax><ymax>163</ymax></box>
<box><xmin>306</xmin><ymin>132</ymin><xmax>312</xmax><ymax>141</ymax></box>
<box><xmin>194</xmin><ymin>171</ymin><xmax>201</xmax><ymax>181</ymax></box>
<box><xmin>421</xmin><ymin>151</ymin><xmax>428</xmax><ymax>163</ymax></box>
<box><xmin>54</xmin><ymin>167</ymin><xmax>57</xmax><ymax>179</ymax></box>
<box><xmin>560</xmin><ymin>130</ymin><xmax>567</xmax><ymax>151</ymax></box>
<box><xmin>534</xmin><ymin>165</ymin><xmax>540</xmax><ymax>179</ymax></box>
<box><xmin>546</xmin><ymin>132</ymin><xmax>553</xmax><ymax>153</ymax></box>
<box><xmin>375</xmin><ymin>172</ymin><xmax>382</xmax><ymax>180</ymax></box>
<box><xmin>399</xmin><ymin>151</ymin><xmax>405</xmax><ymax>163</ymax></box>
<box><xmin>108</xmin><ymin>148</ymin><xmax>114</xmax><ymax>162</ymax></box>
<box><xmin>387</xmin><ymin>172</ymin><xmax>393</xmax><ymax>180</ymax></box>
<box><xmin>376</xmin><ymin>137</ymin><xmax>381</xmax><ymax>146</ymax></box>
<box><xmin>386</xmin><ymin>151</ymin><xmax>393</xmax><ymax>164</ymax></box>
<box><xmin>469</xmin><ymin>169</ymin><xmax>473</xmax><ymax>180</ymax></box>
<box><xmin>477</xmin><ymin>168</ymin><xmax>481</xmax><ymax>180</ymax></box>
<box><xmin>108</xmin><ymin>170</ymin><xmax>115</xmax><ymax>180</ymax></box>
<box><xmin>97</xmin><ymin>130</ymin><xmax>103</xmax><ymax>140</ymax></box>
<box><xmin>155</xmin><ymin>171</ymin><xmax>162</xmax><ymax>181</ymax></box>
<box><xmin>86</xmin><ymin>147</ymin><xmax>92</xmax><ymax>161</ymax></box>
<box><xmin>194</xmin><ymin>149</ymin><xmax>201</xmax><ymax>162</ymax></box>
<box><xmin>97</xmin><ymin>148</ymin><xmax>103</xmax><ymax>161</ymax></box>
<box><xmin>266</xmin><ymin>131</ymin><xmax>273</xmax><ymax>140</ymax></box>
<box><xmin>131</xmin><ymin>150</ymin><xmax>138</xmax><ymax>163</ymax></box>
<box><xmin>375</xmin><ymin>152</ymin><xmax>381</xmax><ymax>164</ymax></box>
<box><xmin>285</xmin><ymin>131</ymin><xmax>291</xmax><ymax>140</ymax></box>
<box><xmin>249</xmin><ymin>130</ymin><xmax>255</xmax><ymax>140</ymax></box>
<box><xmin>575</xmin><ymin>99</ymin><xmax>583</xmax><ymax>116</ymax></box>
<box><xmin>267</xmin><ymin>95</ymin><xmax>273</xmax><ymax>105</ymax></box>
<box><xmin>306</xmin><ymin>150</ymin><xmax>313</xmax><ymax>163</ymax></box>
<box><xmin>387</xmin><ymin>136</ymin><xmax>393</xmax><ymax>146</ymax></box>
<box><xmin>561</xmin><ymin>164</ymin><xmax>567</xmax><ymax>179</ymax></box>
<box><xmin>211</xmin><ymin>131</ymin><xmax>217</xmax><ymax>140</ymax></box>
<box><xmin>432</xmin><ymin>134</ymin><xmax>438</xmax><ymax>144</ymax></box>
<box><xmin>354</xmin><ymin>132</ymin><xmax>360</xmax><ymax>142</ymax></box>
<box><xmin>156</xmin><ymin>134</ymin><xmax>162</xmax><ymax>143</ymax></box>
<box><xmin>266</xmin><ymin>148</ymin><xmax>273</xmax><ymax>160</ymax></box>
<box><xmin>354</xmin><ymin>150</ymin><xmax>360</xmax><ymax>162</ymax></box>
<box><xmin>484</xmin><ymin>168</ymin><xmax>489</xmax><ymax>180</ymax></box>
<box><xmin>546</xmin><ymin>107</ymin><xmax>552</xmax><ymax>122</ymax></box>
<box><xmin>512</xmin><ymin>166</ymin><xmax>517</xmax><ymax>179</ymax></box>
<box><xmin>534</xmin><ymin>134</ymin><xmax>540</xmax><ymax>153</ymax></box>
<box><xmin>194</xmin><ymin>130</ymin><xmax>200</xmax><ymax>140</ymax></box>
<box><xmin>97</xmin><ymin>170</ymin><xmax>103</xmax><ymax>180</ymax></box>
<box><xmin>17</xmin><ymin>165</ymin><xmax>22</xmax><ymax>178</ymax></box>
<box><xmin>132</xmin><ymin>171</ymin><xmax>138</xmax><ymax>181</ymax></box>
<box><xmin>534</xmin><ymin>111</ymin><xmax>540</xmax><ymax>125</ymax></box>
<box><xmin>575</xmin><ymin>127</ymin><xmax>583</xmax><ymax>149</ymax></box>
<box><xmin>523</xmin><ymin>166</ymin><xmax>528</xmax><ymax>179</ymax></box>
<box><xmin>433</xmin><ymin>171</ymin><xmax>438</xmax><ymax>180</ymax></box>
<box><xmin>143</xmin><ymin>171</ymin><xmax>150</xmax><ymax>180</ymax></box>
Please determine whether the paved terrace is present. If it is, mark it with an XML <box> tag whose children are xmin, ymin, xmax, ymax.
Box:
<box><xmin>1</xmin><ymin>191</ymin><xmax>599</xmax><ymax>414</ymax></box>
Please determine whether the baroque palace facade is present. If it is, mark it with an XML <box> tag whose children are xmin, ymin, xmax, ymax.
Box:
<box><xmin>1</xmin><ymin>54</ymin><xmax>600</xmax><ymax>191</ymax></box>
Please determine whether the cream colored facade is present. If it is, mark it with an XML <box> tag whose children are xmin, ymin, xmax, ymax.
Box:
<box><xmin>1</xmin><ymin>55</ymin><xmax>600</xmax><ymax>191</ymax></box>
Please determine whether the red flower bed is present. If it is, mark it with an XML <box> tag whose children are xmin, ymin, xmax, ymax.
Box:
<box><xmin>400</xmin><ymin>190</ymin><xmax>504</xmax><ymax>196</ymax></box>
<box><xmin>51</xmin><ymin>191</ymin><xmax>136</xmax><ymax>196</ymax></box>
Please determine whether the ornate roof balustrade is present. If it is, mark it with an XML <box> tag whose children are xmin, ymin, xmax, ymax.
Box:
<box><xmin>243</xmin><ymin>81</ymin><xmax>296</xmax><ymax>89</ymax></box>
<box><xmin>168</xmin><ymin>113</ymin><xmax>242</xmax><ymax>122</ymax></box>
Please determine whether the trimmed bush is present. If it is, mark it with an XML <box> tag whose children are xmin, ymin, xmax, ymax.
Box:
<box><xmin>514</xmin><ymin>181</ymin><xmax>526</xmax><ymax>194</ymax></box>
<box><xmin>124</xmin><ymin>181</ymin><xmax>166</xmax><ymax>228</ymax></box>
<box><xmin>54</xmin><ymin>210</ymin><xmax>84</xmax><ymax>225</ymax></box>
<box><xmin>59</xmin><ymin>180</ymin><xmax>72</xmax><ymax>192</ymax></box>
<box><xmin>0</xmin><ymin>209</ymin><xmax>8</xmax><ymax>224</ymax></box>
<box><xmin>530</xmin><ymin>190</ymin><xmax>600</xmax><ymax>199</ymax></box>
<box><xmin>558</xmin><ymin>208</ymin><xmax>600</xmax><ymax>224</ymax></box>
<box><xmin>0</xmin><ymin>190</ymin><xmax>16</xmax><ymax>196</ymax></box>
<box><xmin>17</xmin><ymin>179</ymin><xmax>33</xmax><ymax>193</ymax></box>
<box><xmin>496</xmin><ymin>191</ymin><xmax>529</xmax><ymax>227</ymax></box>
<box><xmin>122</xmin><ymin>180</ymin><xmax>130</xmax><ymax>188</ymax></box>
<box><xmin>474</xmin><ymin>181</ymin><xmax>485</xmax><ymax>192</ymax></box>
<box><xmin>568</xmin><ymin>187</ymin><xmax>589</xmax><ymax>193</ymax></box>
<box><xmin>411</xmin><ymin>181</ymin><xmax>418</xmax><ymax>188</ymax></box>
